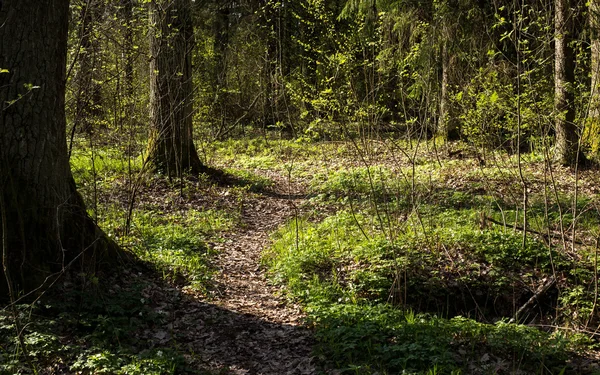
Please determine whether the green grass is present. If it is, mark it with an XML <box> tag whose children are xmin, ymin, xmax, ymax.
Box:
<box><xmin>70</xmin><ymin>146</ymin><xmax>144</xmax><ymax>182</ymax></box>
<box><xmin>264</xmin><ymin>207</ymin><xmax>595</xmax><ymax>373</ymax></box>
<box><xmin>206</xmin><ymin>137</ymin><xmax>357</xmax><ymax>181</ymax></box>
<box><xmin>264</xmin><ymin>210</ymin><xmax>564</xmax><ymax>309</ymax></box>
<box><xmin>309</xmin><ymin>303</ymin><xmax>590</xmax><ymax>374</ymax></box>
<box><xmin>223</xmin><ymin>168</ymin><xmax>274</xmax><ymax>191</ymax></box>
<box><xmin>100</xmin><ymin>206</ymin><xmax>236</xmax><ymax>292</ymax></box>
<box><xmin>26</xmin><ymin>137</ymin><xmax>600</xmax><ymax>373</ymax></box>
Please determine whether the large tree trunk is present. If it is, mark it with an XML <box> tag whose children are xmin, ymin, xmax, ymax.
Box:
<box><xmin>554</xmin><ymin>0</ymin><xmax>582</xmax><ymax>165</ymax></box>
<box><xmin>147</xmin><ymin>0</ymin><xmax>205</xmax><ymax>177</ymax></box>
<box><xmin>0</xmin><ymin>0</ymin><xmax>119</xmax><ymax>298</ymax></box>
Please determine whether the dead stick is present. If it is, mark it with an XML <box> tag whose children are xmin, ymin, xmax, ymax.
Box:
<box><xmin>509</xmin><ymin>276</ymin><xmax>556</xmax><ymax>324</ymax></box>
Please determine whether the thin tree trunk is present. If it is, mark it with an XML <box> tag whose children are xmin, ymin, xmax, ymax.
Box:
<box><xmin>147</xmin><ymin>0</ymin><xmax>205</xmax><ymax>177</ymax></box>
<box><xmin>439</xmin><ymin>27</ymin><xmax>458</xmax><ymax>141</ymax></box>
<box><xmin>213</xmin><ymin>1</ymin><xmax>230</xmax><ymax>135</ymax></box>
<box><xmin>74</xmin><ymin>0</ymin><xmax>103</xmax><ymax>134</ymax></box>
<box><xmin>121</xmin><ymin>0</ymin><xmax>135</xmax><ymax>101</ymax></box>
<box><xmin>554</xmin><ymin>0</ymin><xmax>581</xmax><ymax>165</ymax></box>
<box><xmin>589</xmin><ymin>0</ymin><xmax>600</xmax><ymax>152</ymax></box>
<box><xmin>0</xmin><ymin>0</ymin><xmax>119</xmax><ymax>298</ymax></box>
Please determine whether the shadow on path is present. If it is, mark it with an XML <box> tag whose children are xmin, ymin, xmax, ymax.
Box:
<box><xmin>136</xmin><ymin>271</ymin><xmax>316</xmax><ymax>375</ymax></box>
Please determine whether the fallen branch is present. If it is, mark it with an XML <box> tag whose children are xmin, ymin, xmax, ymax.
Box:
<box><xmin>509</xmin><ymin>276</ymin><xmax>556</xmax><ymax>324</ymax></box>
<box><xmin>215</xmin><ymin>92</ymin><xmax>262</xmax><ymax>140</ymax></box>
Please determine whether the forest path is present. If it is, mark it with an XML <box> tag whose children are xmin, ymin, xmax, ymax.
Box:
<box><xmin>168</xmin><ymin>172</ymin><xmax>318</xmax><ymax>374</ymax></box>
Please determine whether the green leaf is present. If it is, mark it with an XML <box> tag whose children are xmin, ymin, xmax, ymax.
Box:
<box><xmin>490</xmin><ymin>91</ymin><xmax>499</xmax><ymax>103</ymax></box>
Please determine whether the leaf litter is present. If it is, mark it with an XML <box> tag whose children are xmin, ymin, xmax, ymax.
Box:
<box><xmin>132</xmin><ymin>170</ymin><xmax>318</xmax><ymax>374</ymax></box>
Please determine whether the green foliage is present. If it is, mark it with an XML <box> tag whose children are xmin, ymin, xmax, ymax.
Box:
<box><xmin>101</xmin><ymin>207</ymin><xmax>235</xmax><ymax>292</ymax></box>
<box><xmin>71</xmin><ymin>348</ymin><xmax>182</xmax><ymax>375</ymax></box>
<box><xmin>206</xmin><ymin>138</ymin><xmax>305</xmax><ymax>167</ymax></box>
<box><xmin>308</xmin><ymin>303</ymin><xmax>588</xmax><ymax>374</ymax></box>
<box><xmin>312</xmin><ymin>166</ymin><xmax>397</xmax><ymax>200</ymax></box>
<box><xmin>310</xmin><ymin>164</ymin><xmax>438</xmax><ymax>207</ymax></box>
<box><xmin>454</xmin><ymin>63</ymin><xmax>552</xmax><ymax>151</ymax></box>
<box><xmin>0</xmin><ymin>285</ymin><xmax>183</xmax><ymax>375</ymax></box>
<box><xmin>264</xmin><ymin>204</ymin><xmax>592</xmax><ymax>373</ymax></box>
<box><xmin>224</xmin><ymin>168</ymin><xmax>274</xmax><ymax>191</ymax></box>
<box><xmin>70</xmin><ymin>145</ymin><xmax>144</xmax><ymax>182</ymax></box>
<box><xmin>265</xmin><ymin>210</ymin><xmax>562</xmax><ymax>308</ymax></box>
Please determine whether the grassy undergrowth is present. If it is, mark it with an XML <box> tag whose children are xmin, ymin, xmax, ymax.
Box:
<box><xmin>264</xmin><ymin>211</ymin><xmax>594</xmax><ymax>373</ymax></box>
<box><xmin>265</xmin><ymin>211</ymin><xmax>564</xmax><ymax>311</ymax></box>
<box><xmin>253</xmin><ymin>138</ymin><xmax>600</xmax><ymax>374</ymax></box>
<box><xmin>102</xmin><ymin>206</ymin><xmax>235</xmax><ymax>291</ymax></box>
<box><xmin>310</xmin><ymin>304</ymin><xmax>589</xmax><ymax>374</ymax></box>
<box><xmin>4</xmin><ymin>136</ymin><xmax>600</xmax><ymax>374</ymax></box>
<box><xmin>0</xmin><ymin>143</ymin><xmax>239</xmax><ymax>374</ymax></box>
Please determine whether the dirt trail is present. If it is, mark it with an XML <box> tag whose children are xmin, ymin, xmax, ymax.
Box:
<box><xmin>160</xmin><ymin>174</ymin><xmax>318</xmax><ymax>374</ymax></box>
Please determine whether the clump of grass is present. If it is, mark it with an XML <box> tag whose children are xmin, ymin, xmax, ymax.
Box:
<box><xmin>207</xmin><ymin>137</ymin><xmax>352</xmax><ymax>182</ymax></box>
<box><xmin>101</xmin><ymin>207</ymin><xmax>236</xmax><ymax>292</ymax></box>
<box><xmin>310</xmin><ymin>166</ymin><xmax>397</xmax><ymax>201</ymax></box>
<box><xmin>70</xmin><ymin>146</ymin><xmax>144</xmax><ymax>182</ymax></box>
<box><xmin>224</xmin><ymin>168</ymin><xmax>274</xmax><ymax>191</ymax></box>
<box><xmin>309</xmin><ymin>165</ymin><xmax>445</xmax><ymax>212</ymax></box>
<box><xmin>70</xmin><ymin>348</ymin><xmax>183</xmax><ymax>375</ymax></box>
<box><xmin>309</xmin><ymin>303</ymin><xmax>590</xmax><ymax>374</ymax></box>
<box><xmin>264</xmin><ymin>210</ymin><xmax>563</xmax><ymax>308</ymax></box>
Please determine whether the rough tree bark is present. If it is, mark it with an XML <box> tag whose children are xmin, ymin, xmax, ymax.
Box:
<box><xmin>589</xmin><ymin>0</ymin><xmax>600</xmax><ymax>152</ymax></box>
<box><xmin>554</xmin><ymin>0</ymin><xmax>582</xmax><ymax>165</ymax></box>
<box><xmin>0</xmin><ymin>0</ymin><xmax>119</xmax><ymax>298</ymax></box>
<box><xmin>74</xmin><ymin>0</ymin><xmax>104</xmax><ymax>135</ymax></box>
<box><xmin>147</xmin><ymin>0</ymin><xmax>205</xmax><ymax>177</ymax></box>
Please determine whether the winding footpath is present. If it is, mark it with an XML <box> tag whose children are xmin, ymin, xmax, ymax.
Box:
<box><xmin>153</xmin><ymin>174</ymin><xmax>318</xmax><ymax>374</ymax></box>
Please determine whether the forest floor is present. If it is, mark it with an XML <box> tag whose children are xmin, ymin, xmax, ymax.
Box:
<box><xmin>4</xmin><ymin>136</ymin><xmax>600</xmax><ymax>374</ymax></box>
<box><xmin>164</xmin><ymin>171</ymin><xmax>318</xmax><ymax>374</ymax></box>
<box><xmin>99</xmin><ymin>166</ymin><xmax>322</xmax><ymax>374</ymax></box>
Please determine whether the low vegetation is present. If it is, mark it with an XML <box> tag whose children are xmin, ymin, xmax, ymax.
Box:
<box><xmin>259</xmin><ymin>138</ymin><xmax>600</xmax><ymax>374</ymax></box>
<box><xmin>3</xmin><ymin>136</ymin><xmax>600</xmax><ymax>374</ymax></box>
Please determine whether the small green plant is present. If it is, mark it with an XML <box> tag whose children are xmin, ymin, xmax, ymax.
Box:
<box><xmin>71</xmin><ymin>348</ymin><xmax>183</xmax><ymax>375</ymax></box>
